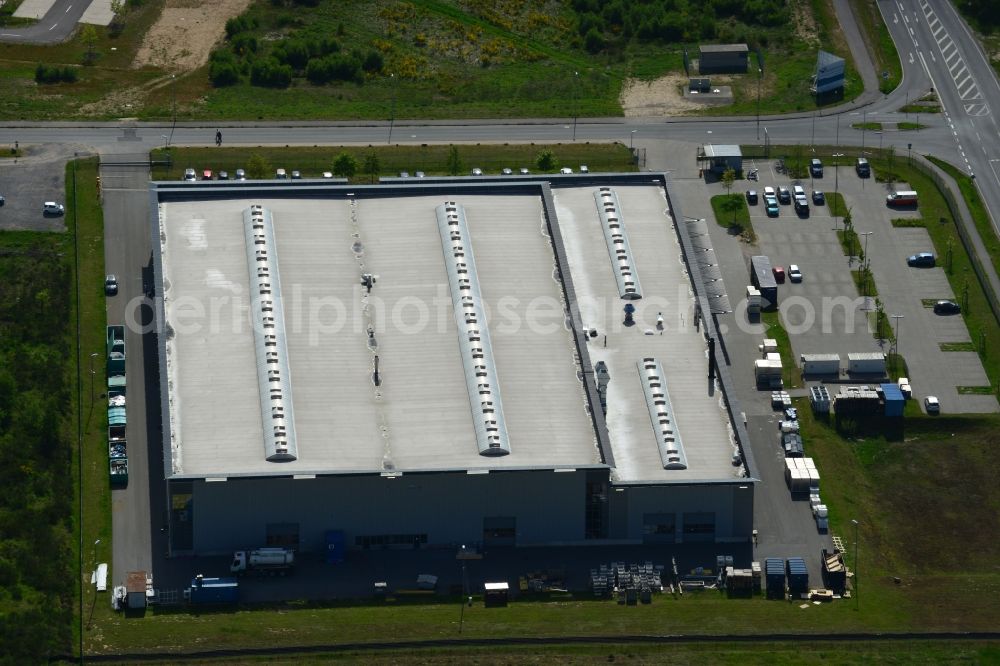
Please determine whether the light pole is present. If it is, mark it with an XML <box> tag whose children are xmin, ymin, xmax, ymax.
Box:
<box><xmin>630</xmin><ymin>129</ymin><xmax>637</xmax><ymax>151</ymax></box>
<box><xmin>859</xmin><ymin>232</ymin><xmax>874</xmax><ymax>301</ymax></box>
<box><xmin>89</xmin><ymin>352</ymin><xmax>98</xmax><ymax>417</ymax></box>
<box><xmin>756</xmin><ymin>66</ymin><xmax>762</xmax><ymax>140</ymax></box>
<box><xmin>387</xmin><ymin>73</ymin><xmax>396</xmax><ymax>145</ymax></box>
<box><xmin>890</xmin><ymin>314</ymin><xmax>904</xmax><ymax>368</ymax></box>
<box><xmin>833</xmin><ymin>152</ymin><xmax>844</xmax><ymax>227</ymax></box>
<box><xmin>572</xmin><ymin>71</ymin><xmax>579</xmax><ymax>142</ymax></box>
<box><xmin>852</xmin><ymin>519</ymin><xmax>860</xmax><ymax>611</ymax></box>
<box><xmin>458</xmin><ymin>544</ymin><xmax>469</xmax><ymax>633</ymax></box>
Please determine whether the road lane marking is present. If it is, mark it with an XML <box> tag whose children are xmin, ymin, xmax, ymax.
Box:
<box><xmin>48</xmin><ymin>23</ymin><xmax>57</xmax><ymax>30</ymax></box>
<box><xmin>65</xmin><ymin>4</ymin><xmax>72</xmax><ymax>11</ymax></box>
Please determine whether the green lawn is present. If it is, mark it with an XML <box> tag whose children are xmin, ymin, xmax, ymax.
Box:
<box><xmin>848</xmin><ymin>0</ymin><xmax>902</xmax><ymax>93</ymax></box>
<box><xmin>851</xmin><ymin>122</ymin><xmax>882</xmax><ymax>131</ymax></box>
<box><xmin>151</xmin><ymin>144</ymin><xmax>636</xmax><ymax>182</ymax></box>
<box><xmin>897</xmin><ymin>122</ymin><xmax>926</xmax><ymax>131</ymax></box>
<box><xmin>825</xmin><ymin>191</ymin><xmax>847</xmax><ymax>218</ymax></box>
<box><xmin>761</xmin><ymin>310</ymin><xmax>801</xmax><ymax>388</ymax></box>
<box><xmin>710</xmin><ymin>193</ymin><xmax>755</xmax><ymax>242</ymax></box>
<box><xmin>926</xmin><ymin>155</ymin><xmax>1000</xmax><ymax>278</ymax></box>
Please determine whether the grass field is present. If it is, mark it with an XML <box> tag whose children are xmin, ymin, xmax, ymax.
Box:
<box><xmin>150</xmin><ymin>144</ymin><xmax>637</xmax><ymax>182</ymax></box>
<box><xmin>710</xmin><ymin>193</ymin><xmax>755</xmax><ymax>242</ymax></box>
<box><xmin>761</xmin><ymin>310</ymin><xmax>801</xmax><ymax>388</ymax></box>
<box><xmin>848</xmin><ymin>0</ymin><xmax>901</xmax><ymax>93</ymax></box>
<box><xmin>0</xmin><ymin>0</ymin><xmax>864</xmax><ymax>120</ymax></box>
<box><xmin>926</xmin><ymin>155</ymin><xmax>1000</xmax><ymax>278</ymax></box>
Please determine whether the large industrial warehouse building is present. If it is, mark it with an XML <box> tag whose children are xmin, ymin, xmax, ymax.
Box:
<box><xmin>151</xmin><ymin>175</ymin><xmax>756</xmax><ymax>556</ymax></box>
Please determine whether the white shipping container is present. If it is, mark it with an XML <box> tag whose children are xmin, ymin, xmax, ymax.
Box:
<box><xmin>848</xmin><ymin>352</ymin><xmax>886</xmax><ymax>374</ymax></box>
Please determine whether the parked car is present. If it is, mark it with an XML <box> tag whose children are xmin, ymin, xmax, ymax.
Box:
<box><xmin>235</xmin><ymin>169</ymin><xmax>246</xmax><ymax>180</ymax></box>
<box><xmin>788</xmin><ymin>264</ymin><xmax>802</xmax><ymax>282</ymax></box>
<box><xmin>399</xmin><ymin>171</ymin><xmax>410</xmax><ymax>178</ymax></box>
<box><xmin>559</xmin><ymin>167</ymin><xmax>573</xmax><ymax>174</ymax></box>
<box><xmin>765</xmin><ymin>196</ymin><xmax>780</xmax><ymax>217</ymax></box>
<box><xmin>933</xmin><ymin>300</ymin><xmax>961</xmax><ymax>315</ymax></box>
<box><xmin>856</xmin><ymin>157</ymin><xmax>870</xmax><ymax>177</ymax></box>
<box><xmin>43</xmin><ymin>201</ymin><xmax>64</xmax><ymax>215</ymax></box>
<box><xmin>471</xmin><ymin>167</ymin><xmax>483</xmax><ymax>176</ymax></box>
<box><xmin>275</xmin><ymin>168</ymin><xmax>288</xmax><ymax>179</ymax></box>
<box><xmin>415</xmin><ymin>171</ymin><xmax>425</xmax><ymax>178</ymax></box>
<box><xmin>322</xmin><ymin>171</ymin><xmax>334</xmax><ymax>179</ymax></box>
<box><xmin>772</xmin><ymin>266</ymin><xmax>786</xmax><ymax>283</ymax></box>
<box><xmin>0</xmin><ymin>194</ymin><xmax>5</xmax><ymax>206</ymax></box>
<box><xmin>794</xmin><ymin>196</ymin><xmax>809</xmax><ymax>214</ymax></box>
<box><xmin>104</xmin><ymin>274</ymin><xmax>118</xmax><ymax>296</ymax></box>
<box><xmin>218</xmin><ymin>171</ymin><xmax>229</xmax><ymax>180</ymax></box>
<box><xmin>183</xmin><ymin>168</ymin><xmax>197</xmax><ymax>181</ymax></box>
<box><xmin>777</xmin><ymin>186</ymin><xmax>791</xmax><ymax>204</ymax></box>
<box><xmin>924</xmin><ymin>395</ymin><xmax>940</xmax><ymax>414</ymax></box>
<box><xmin>579</xmin><ymin>165</ymin><xmax>589</xmax><ymax>173</ymax></box>
<box><xmin>501</xmin><ymin>168</ymin><xmax>513</xmax><ymax>175</ymax></box>
<box><xmin>810</xmin><ymin>158</ymin><xmax>823</xmax><ymax>177</ymax></box>
<box><xmin>746</xmin><ymin>189</ymin><xmax>758</xmax><ymax>204</ymax></box>
<box><xmin>907</xmin><ymin>252</ymin><xmax>936</xmax><ymax>267</ymax></box>
<box><xmin>763</xmin><ymin>186</ymin><xmax>775</xmax><ymax>198</ymax></box>
<box><xmin>201</xmin><ymin>169</ymin><xmax>213</xmax><ymax>180</ymax></box>
<box><xmin>291</xmin><ymin>170</ymin><xmax>302</xmax><ymax>179</ymax></box>
<box><xmin>792</xmin><ymin>185</ymin><xmax>806</xmax><ymax>198</ymax></box>
<box><xmin>812</xmin><ymin>190</ymin><xmax>825</xmax><ymax>205</ymax></box>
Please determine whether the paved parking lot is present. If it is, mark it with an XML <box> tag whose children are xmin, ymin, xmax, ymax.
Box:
<box><xmin>731</xmin><ymin>160</ymin><xmax>995</xmax><ymax>414</ymax></box>
<box><xmin>0</xmin><ymin>146</ymin><xmax>73</xmax><ymax>231</ymax></box>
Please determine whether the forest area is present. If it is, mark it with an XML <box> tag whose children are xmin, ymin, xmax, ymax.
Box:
<box><xmin>0</xmin><ymin>232</ymin><xmax>75</xmax><ymax>663</ymax></box>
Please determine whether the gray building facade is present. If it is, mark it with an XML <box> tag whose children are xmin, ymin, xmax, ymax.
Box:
<box><xmin>699</xmin><ymin>44</ymin><xmax>749</xmax><ymax>74</ymax></box>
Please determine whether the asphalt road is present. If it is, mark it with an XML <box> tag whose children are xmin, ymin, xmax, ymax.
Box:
<box><xmin>0</xmin><ymin>0</ymin><xmax>88</xmax><ymax>44</ymax></box>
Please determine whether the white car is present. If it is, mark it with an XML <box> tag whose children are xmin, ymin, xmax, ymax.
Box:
<box><xmin>924</xmin><ymin>396</ymin><xmax>940</xmax><ymax>414</ymax></box>
<box><xmin>501</xmin><ymin>168</ymin><xmax>513</xmax><ymax>175</ymax></box>
<box><xmin>471</xmin><ymin>168</ymin><xmax>483</xmax><ymax>176</ymax></box>
<box><xmin>579</xmin><ymin>165</ymin><xmax>589</xmax><ymax>173</ymax></box>
<box><xmin>788</xmin><ymin>264</ymin><xmax>802</xmax><ymax>282</ymax></box>
<box><xmin>792</xmin><ymin>185</ymin><xmax>805</xmax><ymax>198</ymax></box>
<box><xmin>322</xmin><ymin>171</ymin><xmax>334</xmax><ymax>179</ymax></box>
<box><xmin>43</xmin><ymin>201</ymin><xmax>65</xmax><ymax>215</ymax></box>
<box><xmin>763</xmin><ymin>186</ymin><xmax>776</xmax><ymax>198</ymax></box>
<box><xmin>559</xmin><ymin>167</ymin><xmax>573</xmax><ymax>174</ymax></box>
<box><xmin>183</xmin><ymin>168</ymin><xmax>197</xmax><ymax>181</ymax></box>
<box><xmin>275</xmin><ymin>168</ymin><xmax>288</xmax><ymax>179</ymax></box>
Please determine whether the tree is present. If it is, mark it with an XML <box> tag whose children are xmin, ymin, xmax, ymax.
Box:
<box><xmin>81</xmin><ymin>25</ymin><xmax>99</xmax><ymax>65</ymax></box>
<box><xmin>535</xmin><ymin>150</ymin><xmax>558</xmax><ymax>171</ymax></box>
<box><xmin>363</xmin><ymin>151</ymin><xmax>380</xmax><ymax>184</ymax></box>
<box><xmin>721</xmin><ymin>167</ymin><xmax>735</xmax><ymax>197</ymax></box>
<box><xmin>446</xmin><ymin>146</ymin><xmax>462</xmax><ymax>176</ymax></box>
<box><xmin>246</xmin><ymin>153</ymin><xmax>271</xmax><ymax>180</ymax></box>
<box><xmin>109</xmin><ymin>0</ymin><xmax>127</xmax><ymax>34</ymax></box>
<box><xmin>332</xmin><ymin>151</ymin><xmax>357</xmax><ymax>178</ymax></box>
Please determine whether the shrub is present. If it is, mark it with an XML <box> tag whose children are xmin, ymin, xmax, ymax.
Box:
<box><xmin>362</xmin><ymin>50</ymin><xmax>384</xmax><ymax>73</ymax></box>
<box><xmin>535</xmin><ymin>150</ymin><xmax>558</xmax><ymax>171</ymax></box>
<box><xmin>34</xmin><ymin>64</ymin><xmax>77</xmax><ymax>84</ymax></box>
<box><xmin>332</xmin><ymin>152</ymin><xmax>357</xmax><ymax>177</ymax></box>
<box><xmin>231</xmin><ymin>33</ymin><xmax>258</xmax><ymax>56</ymax></box>
<box><xmin>250</xmin><ymin>58</ymin><xmax>292</xmax><ymax>88</ymax></box>
<box><xmin>583</xmin><ymin>27</ymin><xmax>605</xmax><ymax>53</ymax></box>
<box><xmin>209</xmin><ymin>61</ymin><xmax>240</xmax><ymax>87</ymax></box>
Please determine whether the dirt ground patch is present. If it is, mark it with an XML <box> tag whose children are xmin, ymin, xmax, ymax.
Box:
<box><xmin>133</xmin><ymin>0</ymin><xmax>251</xmax><ymax>72</ymax></box>
<box><xmin>620</xmin><ymin>74</ymin><xmax>707</xmax><ymax>116</ymax></box>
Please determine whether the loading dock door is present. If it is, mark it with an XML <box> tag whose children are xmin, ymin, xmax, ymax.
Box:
<box><xmin>682</xmin><ymin>512</ymin><xmax>716</xmax><ymax>542</ymax></box>
<box><xmin>642</xmin><ymin>512</ymin><xmax>677</xmax><ymax>544</ymax></box>
<box><xmin>483</xmin><ymin>517</ymin><xmax>516</xmax><ymax>547</ymax></box>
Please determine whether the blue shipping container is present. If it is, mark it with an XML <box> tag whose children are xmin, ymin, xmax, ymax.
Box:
<box><xmin>881</xmin><ymin>383</ymin><xmax>905</xmax><ymax>417</ymax></box>
<box><xmin>189</xmin><ymin>577</ymin><xmax>239</xmax><ymax>604</ymax></box>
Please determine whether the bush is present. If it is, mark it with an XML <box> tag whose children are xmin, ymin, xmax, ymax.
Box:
<box><xmin>231</xmin><ymin>33</ymin><xmax>258</xmax><ymax>56</ymax></box>
<box><xmin>250</xmin><ymin>58</ymin><xmax>292</xmax><ymax>88</ymax></box>
<box><xmin>332</xmin><ymin>151</ymin><xmax>357</xmax><ymax>177</ymax></box>
<box><xmin>275</xmin><ymin>38</ymin><xmax>310</xmax><ymax>70</ymax></box>
<box><xmin>34</xmin><ymin>64</ymin><xmax>77</xmax><ymax>84</ymax></box>
<box><xmin>583</xmin><ymin>27</ymin><xmax>605</xmax><ymax>53</ymax></box>
<box><xmin>362</xmin><ymin>50</ymin><xmax>383</xmax><ymax>74</ymax></box>
<box><xmin>210</xmin><ymin>61</ymin><xmax>240</xmax><ymax>87</ymax></box>
<box><xmin>535</xmin><ymin>150</ymin><xmax>558</xmax><ymax>171</ymax></box>
<box><xmin>225</xmin><ymin>15</ymin><xmax>256</xmax><ymax>38</ymax></box>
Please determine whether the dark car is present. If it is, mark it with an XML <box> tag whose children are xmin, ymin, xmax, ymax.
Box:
<box><xmin>746</xmin><ymin>189</ymin><xmax>758</xmax><ymax>204</ymax></box>
<box><xmin>777</xmin><ymin>186</ymin><xmax>791</xmax><ymax>204</ymax></box>
<box><xmin>907</xmin><ymin>252</ymin><xmax>936</xmax><ymax>268</ymax></box>
<box><xmin>856</xmin><ymin>157</ymin><xmax>870</xmax><ymax>177</ymax></box>
<box><xmin>812</xmin><ymin>190</ymin><xmax>825</xmax><ymax>205</ymax></box>
<box><xmin>772</xmin><ymin>266</ymin><xmax>786</xmax><ymax>283</ymax></box>
<box><xmin>933</xmin><ymin>300</ymin><xmax>961</xmax><ymax>315</ymax></box>
<box><xmin>0</xmin><ymin>194</ymin><xmax>5</xmax><ymax>206</ymax></box>
<box><xmin>810</xmin><ymin>158</ymin><xmax>823</xmax><ymax>177</ymax></box>
<box><xmin>104</xmin><ymin>274</ymin><xmax>118</xmax><ymax>296</ymax></box>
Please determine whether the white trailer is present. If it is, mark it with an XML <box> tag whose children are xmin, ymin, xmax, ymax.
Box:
<box><xmin>800</xmin><ymin>353</ymin><xmax>841</xmax><ymax>376</ymax></box>
<box><xmin>746</xmin><ymin>286</ymin><xmax>761</xmax><ymax>313</ymax></box>
<box><xmin>231</xmin><ymin>547</ymin><xmax>296</xmax><ymax>575</ymax></box>
<box><xmin>848</xmin><ymin>352</ymin><xmax>886</xmax><ymax>375</ymax></box>
<box><xmin>754</xmin><ymin>359</ymin><xmax>783</xmax><ymax>388</ymax></box>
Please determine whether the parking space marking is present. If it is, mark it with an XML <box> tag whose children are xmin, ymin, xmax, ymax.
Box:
<box><xmin>966</xmin><ymin>103</ymin><xmax>990</xmax><ymax>116</ymax></box>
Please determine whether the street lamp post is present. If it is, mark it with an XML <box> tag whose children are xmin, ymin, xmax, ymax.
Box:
<box><xmin>387</xmin><ymin>74</ymin><xmax>396</xmax><ymax>145</ymax></box>
<box><xmin>459</xmin><ymin>544</ymin><xmax>468</xmax><ymax>633</ymax></box>
<box><xmin>89</xmin><ymin>352</ymin><xmax>98</xmax><ymax>417</ymax></box>
<box><xmin>833</xmin><ymin>152</ymin><xmax>844</xmax><ymax>228</ymax></box>
<box><xmin>890</xmin><ymin>314</ymin><xmax>904</xmax><ymax>368</ymax></box>
<box><xmin>852</xmin><ymin>519</ymin><xmax>860</xmax><ymax>611</ymax></box>
<box><xmin>756</xmin><ymin>67</ymin><xmax>762</xmax><ymax>140</ymax></box>
<box><xmin>859</xmin><ymin>232</ymin><xmax>874</xmax><ymax>301</ymax></box>
<box><xmin>630</xmin><ymin>129</ymin><xmax>637</xmax><ymax>151</ymax></box>
<box><xmin>572</xmin><ymin>71</ymin><xmax>579</xmax><ymax>142</ymax></box>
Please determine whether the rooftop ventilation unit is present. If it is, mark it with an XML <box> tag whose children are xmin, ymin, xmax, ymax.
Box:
<box><xmin>243</xmin><ymin>205</ymin><xmax>298</xmax><ymax>463</ymax></box>
<box><xmin>594</xmin><ymin>188</ymin><xmax>643</xmax><ymax>300</ymax></box>
<box><xmin>637</xmin><ymin>358</ymin><xmax>687</xmax><ymax>470</ymax></box>
<box><xmin>436</xmin><ymin>201</ymin><xmax>511</xmax><ymax>457</ymax></box>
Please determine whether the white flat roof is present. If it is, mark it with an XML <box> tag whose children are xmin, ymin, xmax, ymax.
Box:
<box><xmin>554</xmin><ymin>185</ymin><xmax>738</xmax><ymax>482</ymax></box>
<box><xmin>159</xmin><ymin>194</ymin><xmax>598</xmax><ymax>478</ymax></box>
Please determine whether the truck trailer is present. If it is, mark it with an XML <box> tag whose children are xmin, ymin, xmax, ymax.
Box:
<box><xmin>231</xmin><ymin>547</ymin><xmax>295</xmax><ymax>575</ymax></box>
<box><xmin>186</xmin><ymin>575</ymin><xmax>239</xmax><ymax>604</ymax></box>
<box><xmin>750</xmin><ymin>256</ymin><xmax>778</xmax><ymax>310</ymax></box>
